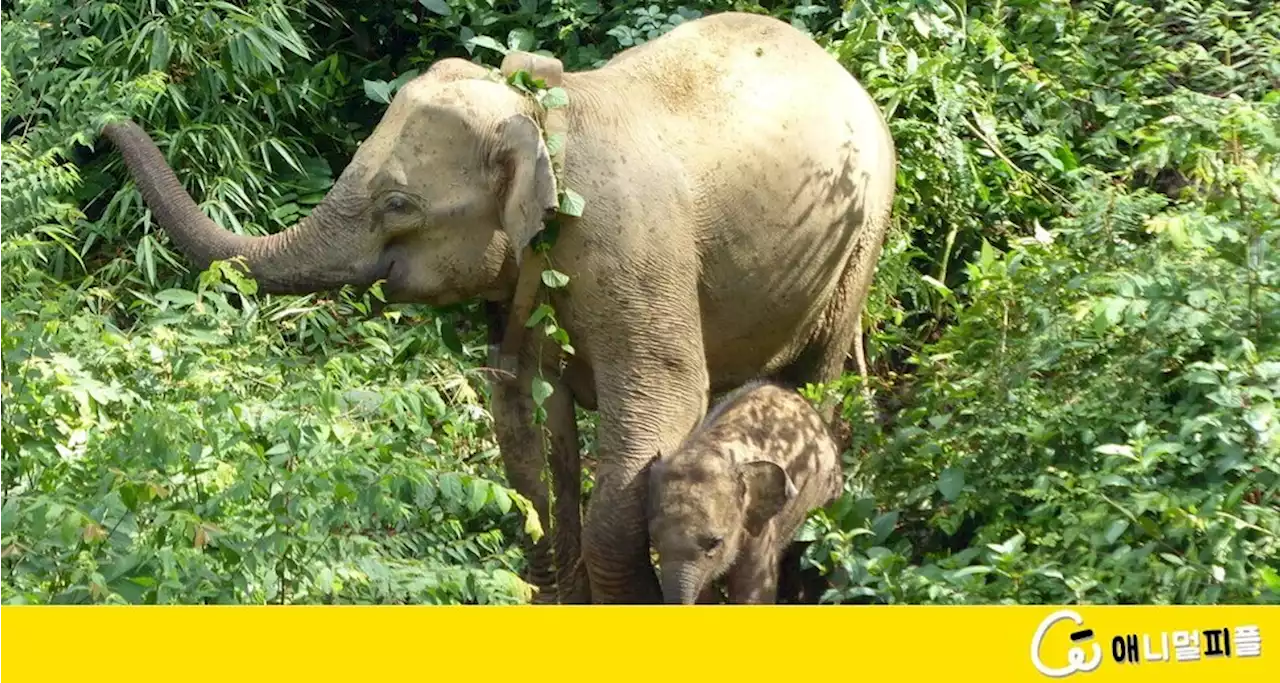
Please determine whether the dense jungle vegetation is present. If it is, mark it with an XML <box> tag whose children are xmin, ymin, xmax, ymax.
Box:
<box><xmin>2</xmin><ymin>0</ymin><xmax>1278</xmax><ymax>605</ymax></box>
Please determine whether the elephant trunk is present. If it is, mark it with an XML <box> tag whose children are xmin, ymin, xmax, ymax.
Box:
<box><xmin>103</xmin><ymin>120</ymin><xmax>382</xmax><ymax>294</ymax></box>
<box><xmin>660</xmin><ymin>562</ymin><xmax>704</xmax><ymax>605</ymax></box>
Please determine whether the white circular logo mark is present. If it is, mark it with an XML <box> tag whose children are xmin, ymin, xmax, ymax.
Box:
<box><xmin>1030</xmin><ymin>609</ymin><xmax>1103</xmax><ymax>678</ymax></box>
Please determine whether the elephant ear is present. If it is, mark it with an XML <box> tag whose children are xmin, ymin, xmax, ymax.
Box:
<box><xmin>494</xmin><ymin>113</ymin><xmax>558</xmax><ymax>266</ymax></box>
<box><xmin>740</xmin><ymin>461</ymin><xmax>797</xmax><ymax>536</ymax></box>
<box><xmin>494</xmin><ymin>48</ymin><xmax>565</xmax><ymax>266</ymax></box>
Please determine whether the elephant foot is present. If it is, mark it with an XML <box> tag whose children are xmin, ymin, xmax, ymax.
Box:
<box><xmin>557</xmin><ymin>576</ymin><xmax>592</xmax><ymax>604</ymax></box>
<box><xmin>622</xmin><ymin>575</ymin><xmax>663</xmax><ymax>605</ymax></box>
<box><xmin>530</xmin><ymin>589</ymin><xmax>560</xmax><ymax>605</ymax></box>
<box><xmin>552</xmin><ymin>548</ymin><xmax>592</xmax><ymax>604</ymax></box>
<box><xmin>520</xmin><ymin>563</ymin><xmax>558</xmax><ymax>605</ymax></box>
<box><xmin>595</xmin><ymin>554</ymin><xmax>662</xmax><ymax>604</ymax></box>
<box><xmin>585</xmin><ymin>570</ymin><xmax>661</xmax><ymax>604</ymax></box>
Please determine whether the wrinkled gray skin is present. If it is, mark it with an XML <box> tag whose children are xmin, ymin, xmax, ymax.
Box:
<box><xmin>648</xmin><ymin>382</ymin><xmax>844</xmax><ymax>604</ymax></box>
<box><xmin>101</xmin><ymin>12</ymin><xmax>895</xmax><ymax>604</ymax></box>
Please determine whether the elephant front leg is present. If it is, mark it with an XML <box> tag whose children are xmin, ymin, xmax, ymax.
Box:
<box><xmin>543</xmin><ymin>373</ymin><xmax>590</xmax><ymax>603</ymax></box>
<box><xmin>696</xmin><ymin>581</ymin><xmax>725</xmax><ymax>604</ymax></box>
<box><xmin>582</xmin><ymin>349</ymin><xmax>710</xmax><ymax>603</ymax></box>
<box><xmin>490</xmin><ymin>326</ymin><xmax>587</xmax><ymax>604</ymax></box>
<box><xmin>490</xmin><ymin>374</ymin><xmax>557</xmax><ymax>603</ymax></box>
<box><xmin>486</xmin><ymin>302</ymin><xmax>558</xmax><ymax>601</ymax></box>
<box><xmin>775</xmin><ymin>541</ymin><xmax>815</xmax><ymax>604</ymax></box>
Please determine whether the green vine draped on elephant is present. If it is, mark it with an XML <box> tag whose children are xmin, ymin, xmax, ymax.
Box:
<box><xmin>101</xmin><ymin>12</ymin><xmax>896</xmax><ymax>604</ymax></box>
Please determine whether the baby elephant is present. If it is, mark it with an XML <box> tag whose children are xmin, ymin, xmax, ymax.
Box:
<box><xmin>648</xmin><ymin>381</ymin><xmax>844</xmax><ymax>604</ymax></box>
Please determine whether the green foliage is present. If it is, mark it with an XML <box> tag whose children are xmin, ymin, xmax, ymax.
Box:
<box><xmin>2</xmin><ymin>0</ymin><xmax>541</xmax><ymax>604</ymax></box>
<box><xmin>3</xmin><ymin>0</ymin><xmax>1278</xmax><ymax>604</ymax></box>
<box><xmin>802</xmin><ymin>0</ymin><xmax>1280</xmax><ymax>605</ymax></box>
<box><xmin>2</xmin><ymin>260</ymin><xmax>541</xmax><ymax>603</ymax></box>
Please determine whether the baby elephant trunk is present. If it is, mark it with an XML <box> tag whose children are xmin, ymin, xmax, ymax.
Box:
<box><xmin>660</xmin><ymin>562</ymin><xmax>703</xmax><ymax>605</ymax></box>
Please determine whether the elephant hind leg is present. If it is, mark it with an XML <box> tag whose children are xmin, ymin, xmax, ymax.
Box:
<box><xmin>777</xmin><ymin>278</ymin><xmax>863</xmax><ymax>421</ymax></box>
<box><xmin>777</xmin><ymin>233</ymin><xmax>882</xmax><ymax>428</ymax></box>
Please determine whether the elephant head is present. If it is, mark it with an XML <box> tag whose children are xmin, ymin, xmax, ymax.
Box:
<box><xmin>102</xmin><ymin>56</ymin><xmax>563</xmax><ymax>305</ymax></box>
<box><xmin>647</xmin><ymin>449</ymin><xmax>798</xmax><ymax>604</ymax></box>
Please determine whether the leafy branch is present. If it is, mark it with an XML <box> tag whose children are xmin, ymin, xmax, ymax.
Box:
<box><xmin>502</xmin><ymin>67</ymin><xmax>584</xmax><ymax>425</ymax></box>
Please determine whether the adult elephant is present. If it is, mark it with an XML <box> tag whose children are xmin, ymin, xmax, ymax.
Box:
<box><xmin>102</xmin><ymin>11</ymin><xmax>896</xmax><ymax>604</ymax></box>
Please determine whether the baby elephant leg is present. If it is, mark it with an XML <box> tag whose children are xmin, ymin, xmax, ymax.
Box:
<box><xmin>777</xmin><ymin>541</ymin><xmax>827</xmax><ymax>604</ymax></box>
<box><xmin>696</xmin><ymin>581</ymin><xmax>725</xmax><ymax>604</ymax></box>
<box><xmin>724</xmin><ymin>538</ymin><xmax>782</xmax><ymax>604</ymax></box>
<box><xmin>776</xmin><ymin>541</ymin><xmax>806</xmax><ymax>604</ymax></box>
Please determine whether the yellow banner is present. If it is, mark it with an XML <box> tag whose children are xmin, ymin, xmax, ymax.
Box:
<box><xmin>2</xmin><ymin>605</ymin><xmax>1276</xmax><ymax>681</ymax></box>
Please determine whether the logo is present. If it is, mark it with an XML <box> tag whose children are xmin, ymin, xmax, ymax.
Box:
<box><xmin>1031</xmin><ymin>609</ymin><xmax>1103</xmax><ymax>678</ymax></box>
<box><xmin>1030</xmin><ymin>609</ymin><xmax>1261</xmax><ymax>678</ymax></box>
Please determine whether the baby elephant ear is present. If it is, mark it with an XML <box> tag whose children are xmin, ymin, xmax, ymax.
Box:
<box><xmin>741</xmin><ymin>461</ymin><xmax>797</xmax><ymax>536</ymax></box>
<box><xmin>645</xmin><ymin>449</ymin><xmax>666</xmax><ymax>482</ymax></box>
<box><xmin>646</xmin><ymin>450</ymin><xmax>665</xmax><ymax>497</ymax></box>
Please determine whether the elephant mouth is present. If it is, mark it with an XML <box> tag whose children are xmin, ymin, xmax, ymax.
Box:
<box><xmin>371</xmin><ymin>249</ymin><xmax>409</xmax><ymax>302</ymax></box>
<box><xmin>369</xmin><ymin>251</ymin><xmax>465</xmax><ymax>308</ymax></box>
<box><xmin>365</xmin><ymin>242</ymin><xmax>506</xmax><ymax>308</ymax></box>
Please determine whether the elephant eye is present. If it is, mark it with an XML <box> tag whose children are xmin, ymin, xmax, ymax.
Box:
<box><xmin>699</xmin><ymin>535</ymin><xmax>723</xmax><ymax>553</ymax></box>
<box><xmin>382</xmin><ymin>193</ymin><xmax>415</xmax><ymax>214</ymax></box>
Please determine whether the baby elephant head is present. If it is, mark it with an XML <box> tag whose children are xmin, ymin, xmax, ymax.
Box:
<box><xmin>648</xmin><ymin>450</ymin><xmax>798</xmax><ymax>604</ymax></box>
